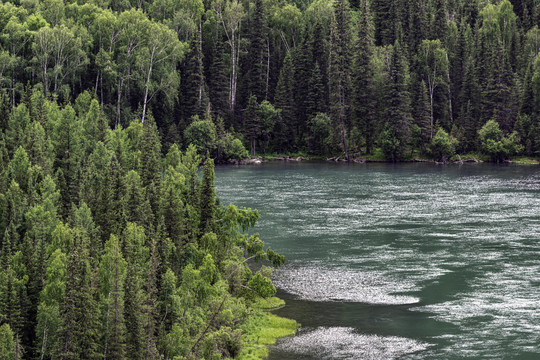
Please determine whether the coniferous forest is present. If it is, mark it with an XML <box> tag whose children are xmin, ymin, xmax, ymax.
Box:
<box><xmin>0</xmin><ymin>0</ymin><xmax>539</xmax><ymax>358</ymax></box>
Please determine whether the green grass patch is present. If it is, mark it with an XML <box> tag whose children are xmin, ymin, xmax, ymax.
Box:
<box><xmin>360</xmin><ymin>148</ymin><xmax>387</xmax><ymax>161</ymax></box>
<box><xmin>512</xmin><ymin>156</ymin><xmax>539</xmax><ymax>165</ymax></box>
<box><xmin>237</xmin><ymin>298</ymin><xmax>299</xmax><ymax>360</ymax></box>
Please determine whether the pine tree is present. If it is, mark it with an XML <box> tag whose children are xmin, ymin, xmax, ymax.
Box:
<box><xmin>372</xmin><ymin>0</ymin><xmax>395</xmax><ymax>46</ymax></box>
<box><xmin>352</xmin><ymin>0</ymin><xmax>376</xmax><ymax>154</ymax></box>
<box><xmin>415</xmin><ymin>80</ymin><xmax>433</xmax><ymax>152</ymax></box>
<box><xmin>102</xmin><ymin>154</ymin><xmax>125</xmax><ymax>240</ymax></box>
<box><xmin>36</xmin><ymin>249</ymin><xmax>66</xmax><ymax>360</ymax></box>
<box><xmin>52</xmin><ymin>105</ymin><xmax>82</xmax><ymax>218</ymax></box>
<box><xmin>432</xmin><ymin>0</ymin><xmax>448</xmax><ymax>42</ymax></box>
<box><xmin>6</xmin><ymin>104</ymin><xmax>30</xmax><ymax>156</ymax></box>
<box><xmin>244</xmin><ymin>95</ymin><xmax>261</xmax><ymax>156</ymax></box>
<box><xmin>98</xmin><ymin>234</ymin><xmax>127</xmax><ymax>360</ymax></box>
<box><xmin>294</xmin><ymin>31</ymin><xmax>313</xmax><ymax>146</ymax></box>
<box><xmin>199</xmin><ymin>157</ymin><xmax>216</xmax><ymax>235</ymax></box>
<box><xmin>329</xmin><ymin>0</ymin><xmax>353</xmax><ymax>160</ymax></box>
<box><xmin>408</xmin><ymin>0</ymin><xmax>427</xmax><ymax>54</ymax></box>
<box><xmin>122</xmin><ymin>223</ymin><xmax>148</xmax><ymax>360</ymax></box>
<box><xmin>306</xmin><ymin>62</ymin><xmax>325</xmax><ymax>120</ymax></box>
<box><xmin>122</xmin><ymin>171</ymin><xmax>145</xmax><ymax>227</ymax></box>
<box><xmin>208</xmin><ymin>31</ymin><xmax>230</xmax><ymax>121</ymax></box>
<box><xmin>181</xmin><ymin>25</ymin><xmax>208</xmax><ymax>120</ymax></box>
<box><xmin>383</xmin><ymin>38</ymin><xmax>412</xmax><ymax>161</ymax></box>
<box><xmin>274</xmin><ymin>52</ymin><xmax>295</xmax><ymax>152</ymax></box>
<box><xmin>57</xmin><ymin>234</ymin><xmax>99</xmax><ymax>360</ymax></box>
<box><xmin>246</xmin><ymin>0</ymin><xmax>268</xmax><ymax>101</ymax></box>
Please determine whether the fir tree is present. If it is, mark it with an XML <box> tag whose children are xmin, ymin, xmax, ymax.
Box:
<box><xmin>352</xmin><ymin>0</ymin><xmax>376</xmax><ymax>154</ymax></box>
<box><xmin>329</xmin><ymin>0</ymin><xmax>353</xmax><ymax>160</ymax></box>
<box><xmin>246</xmin><ymin>0</ymin><xmax>268</xmax><ymax>101</ymax></box>
<box><xmin>383</xmin><ymin>38</ymin><xmax>412</xmax><ymax>161</ymax></box>
<box><xmin>274</xmin><ymin>52</ymin><xmax>295</xmax><ymax>152</ymax></box>
<box><xmin>199</xmin><ymin>157</ymin><xmax>216</xmax><ymax>235</ymax></box>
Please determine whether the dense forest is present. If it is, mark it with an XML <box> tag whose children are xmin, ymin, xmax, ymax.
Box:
<box><xmin>0</xmin><ymin>0</ymin><xmax>539</xmax><ymax>358</ymax></box>
<box><xmin>0</xmin><ymin>0</ymin><xmax>539</xmax><ymax>161</ymax></box>
<box><xmin>0</xmin><ymin>94</ymin><xmax>286</xmax><ymax>358</ymax></box>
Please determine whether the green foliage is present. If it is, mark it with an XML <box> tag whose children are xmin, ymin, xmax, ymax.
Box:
<box><xmin>478</xmin><ymin>119</ymin><xmax>524</xmax><ymax>162</ymax></box>
<box><xmin>184</xmin><ymin>115</ymin><xmax>217</xmax><ymax>156</ymax></box>
<box><xmin>0</xmin><ymin>0</ymin><xmax>537</xmax><ymax>358</ymax></box>
<box><xmin>430</xmin><ymin>128</ymin><xmax>458</xmax><ymax>162</ymax></box>
<box><xmin>0</xmin><ymin>323</ymin><xmax>15</xmax><ymax>360</ymax></box>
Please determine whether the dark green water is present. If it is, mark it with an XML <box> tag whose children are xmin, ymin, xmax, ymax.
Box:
<box><xmin>214</xmin><ymin>162</ymin><xmax>540</xmax><ymax>359</ymax></box>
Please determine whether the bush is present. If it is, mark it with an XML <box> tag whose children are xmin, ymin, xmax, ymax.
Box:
<box><xmin>478</xmin><ymin>119</ymin><xmax>523</xmax><ymax>162</ymax></box>
<box><xmin>380</xmin><ymin>123</ymin><xmax>402</xmax><ymax>161</ymax></box>
<box><xmin>184</xmin><ymin>115</ymin><xmax>217</xmax><ymax>155</ymax></box>
<box><xmin>222</xmin><ymin>137</ymin><xmax>249</xmax><ymax>161</ymax></box>
<box><xmin>430</xmin><ymin>128</ymin><xmax>458</xmax><ymax>162</ymax></box>
<box><xmin>308</xmin><ymin>113</ymin><xmax>332</xmax><ymax>155</ymax></box>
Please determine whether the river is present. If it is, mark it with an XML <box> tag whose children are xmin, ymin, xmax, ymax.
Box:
<box><xmin>214</xmin><ymin>161</ymin><xmax>540</xmax><ymax>359</ymax></box>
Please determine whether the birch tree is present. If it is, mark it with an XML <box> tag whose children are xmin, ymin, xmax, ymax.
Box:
<box><xmin>213</xmin><ymin>0</ymin><xmax>245</xmax><ymax>112</ymax></box>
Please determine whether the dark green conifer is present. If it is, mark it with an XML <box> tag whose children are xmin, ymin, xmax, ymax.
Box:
<box><xmin>352</xmin><ymin>0</ymin><xmax>376</xmax><ymax>154</ymax></box>
<box><xmin>247</xmin><ymin>0</ymin><xmax>268</xmax><ymax>101</ymax></box>
<box><xmin>329</xmin><ymin>0</ymin><xmax>353</xmax><ymax>160</ymax></box>
<box><xmin>274</xmin><ymin>52</ymin><xmax>295</xmax><ymax>152</ymax></box>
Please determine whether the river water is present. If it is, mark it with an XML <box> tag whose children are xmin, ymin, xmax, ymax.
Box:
<box><xmin>214</xmin><ymin>162</ymin><xmax>540</xmax><ymax>359</ymax></box>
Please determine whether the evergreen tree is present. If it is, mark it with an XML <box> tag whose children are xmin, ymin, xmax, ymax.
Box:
<box><xmin>122</xmin><ymin>223</ymin><xmax>148</xmax><ymax>360</ymax></box>
<box><xmin>246</xmin><ymin>0</ymin><xmax>268</xmax><ymax>101</ymax></box>
<box><xmin>305</xmin><ymin>62</ymin><xmax>326</xmax><ymax>125</ymax></box>
<box><xmin>57</xmin><ymin>234</ymin><xmax>99</xmax><ymax>360</ymax></box>
<box><xmin>414</xmin><ymin>80</ymin><xmax>433</xmax><ymax>152</ymax></box>
<box><xmin>274</xmin><ymin>52</ymin><xmax>295</xmax><ymax>151</ymax></box>
<box><xmin>208</xmin><ymin>31</ymin><xmax>230</xmax><ymax>121</ymax></box>
<box><xmin>199</xmin><ymin>157</ymin><xmax>216</xmax><ymax>235</ymax></box>
<box><xmin>98</xmin><ymin>234</ymin><xmax>127</xmax><ymax>360</ymax></box>
<box><xmin>352</xmin><ymin>0</ymin><xmax>376</xmax><ymax>154</ymax></box>
<box><xmin>244</xmin><ymin>94</ymin><xmax>261</xmax><ymax>156</ymax></box>
<box><xmin>372</xmin><ymin>0</ymin><xmax>395</xmax><ymax>46</ymax></box>
<box><xmin>329</xmin><ymin>0</ymin><xmax>353</xmax><ymax>160</ymax></box>
<box><xmin>383</xmin><ymin>38</ymin><xmax>412</xmax><ymax>161</ymax></box>
<box><xmin>122</xmin><ymin>171</ymin><xmax>145</xmax><ymax>227</ymax></box>
<box><xmin>181</xmin><ymin>26</ymin><xmax>208</xmax><ymax>120</ymax></box>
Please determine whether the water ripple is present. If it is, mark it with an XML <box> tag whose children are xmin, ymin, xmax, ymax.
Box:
<box><xmin>274</xmin><ymin>327</ymin><xmax>428</xmax><ymax>359</ymax></box>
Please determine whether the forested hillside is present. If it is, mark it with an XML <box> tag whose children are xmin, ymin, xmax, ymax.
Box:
<box><xmin>0</xmin><ymin>0</ymin><xmax>539</xmax><ymax>161</ymax></box>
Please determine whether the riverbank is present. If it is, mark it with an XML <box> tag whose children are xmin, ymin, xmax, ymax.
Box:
<box><xmin>238</xmin><ymin>297</ymin><xmax>299</xmax><ymax>360</ymax></box>
<box><xmin>233</xmin><ymin>150</ymin><xmax>539</xmax><ymax>165</ymax></box>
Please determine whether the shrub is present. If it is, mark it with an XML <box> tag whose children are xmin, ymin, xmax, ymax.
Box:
<box><xmin>430</xmin><ymin>128</ymin><xmax>458</xmax><ymax>162</ymax></box>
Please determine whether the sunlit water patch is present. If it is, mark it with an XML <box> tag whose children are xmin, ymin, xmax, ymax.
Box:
<box><xmin>273</xmin><ymin>327</ymin><xmax>428</xmax><ymax>359</ymax></box>
<box><xmin>273</xmin><ymin>265</ymin><xmax>419</xmax><ymax>304</ymax></box>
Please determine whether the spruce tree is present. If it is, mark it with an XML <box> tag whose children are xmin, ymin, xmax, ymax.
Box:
<box><xmin>274</xmin><ymin>52</ymin><xmax>295</xmax><ymax>151</ymax></box>
<box><xmin>244</xmin><ymin>95</ymin><xmax>261</xmax><ymax>156</ymax></box>
<box><xmin>199</xmin><ymin>157</ymin><xmax>216</xmax><ymax>235</ymax></box>
<box><xmin>122</xmin><ymin>171</ymin><xmax>145</xmax><ymax>227</ymax></box>
<box><xmin>352</xmin><ymin>0</ymin><xmax>376</xmax><ymax>154</ymax></box>
<box><xmin>181</xmin><ymin>26</ymin><xmax>208</xmax><ymax>120</ymax></box>
<box><xmin>329</xmin><ymin>0</ymin><xmax>353</xmax><ymax>160</ymax></box>
<box><xmin>208</xmin><ymin>31</ymin><xmax>230</xmax><ymax>121</ymax></box>
<box><xmin>98</xmin><ymin>234</ymin><xmax>127</xmax><ymax>360</ymax></box>
<box><xmin>57</xmin><ymin>234</ymin><xmax>99</xmax><ymax>360</ymax></box>
<box><xmin>383</xmin><ymin>38</ymin><xmax>412</xmax><ymax>161</ymax></box>
<box><xmin>306</xmin><ymin>62</ymin><xmax>325</xmax><ymax>120</ymax></box>
<box><xmin>246</xmin><ymin>0</ymin><xmax>268</xmax><ymax>101</ymax></box>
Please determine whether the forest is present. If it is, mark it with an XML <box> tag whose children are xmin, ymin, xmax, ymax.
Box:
<box><xmin>0</xmin><ymin>0</ymin><xmax>538</xmax><ymax>161</ymax></box>
<box><xmin>0</xmin><ymin>0</ymin><xmax>539</xmax><ymax>359</ymax></box>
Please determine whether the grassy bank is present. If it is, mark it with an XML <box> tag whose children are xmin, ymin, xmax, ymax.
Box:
<box><xmin>252</xmin><ymin>149</ymin><xmax>539</xmax><ymax>165</ymax></box>
<box><xmin>238</xmin><ymin>297</ymin><xmax>299</xmax><ymax>360</ymax></box>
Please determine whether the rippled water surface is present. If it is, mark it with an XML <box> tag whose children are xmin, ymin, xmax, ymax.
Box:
<box><xmin>214</xmin><ymin>162</ymin><xmax>540</xmax><ymax>359</ymax></box>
